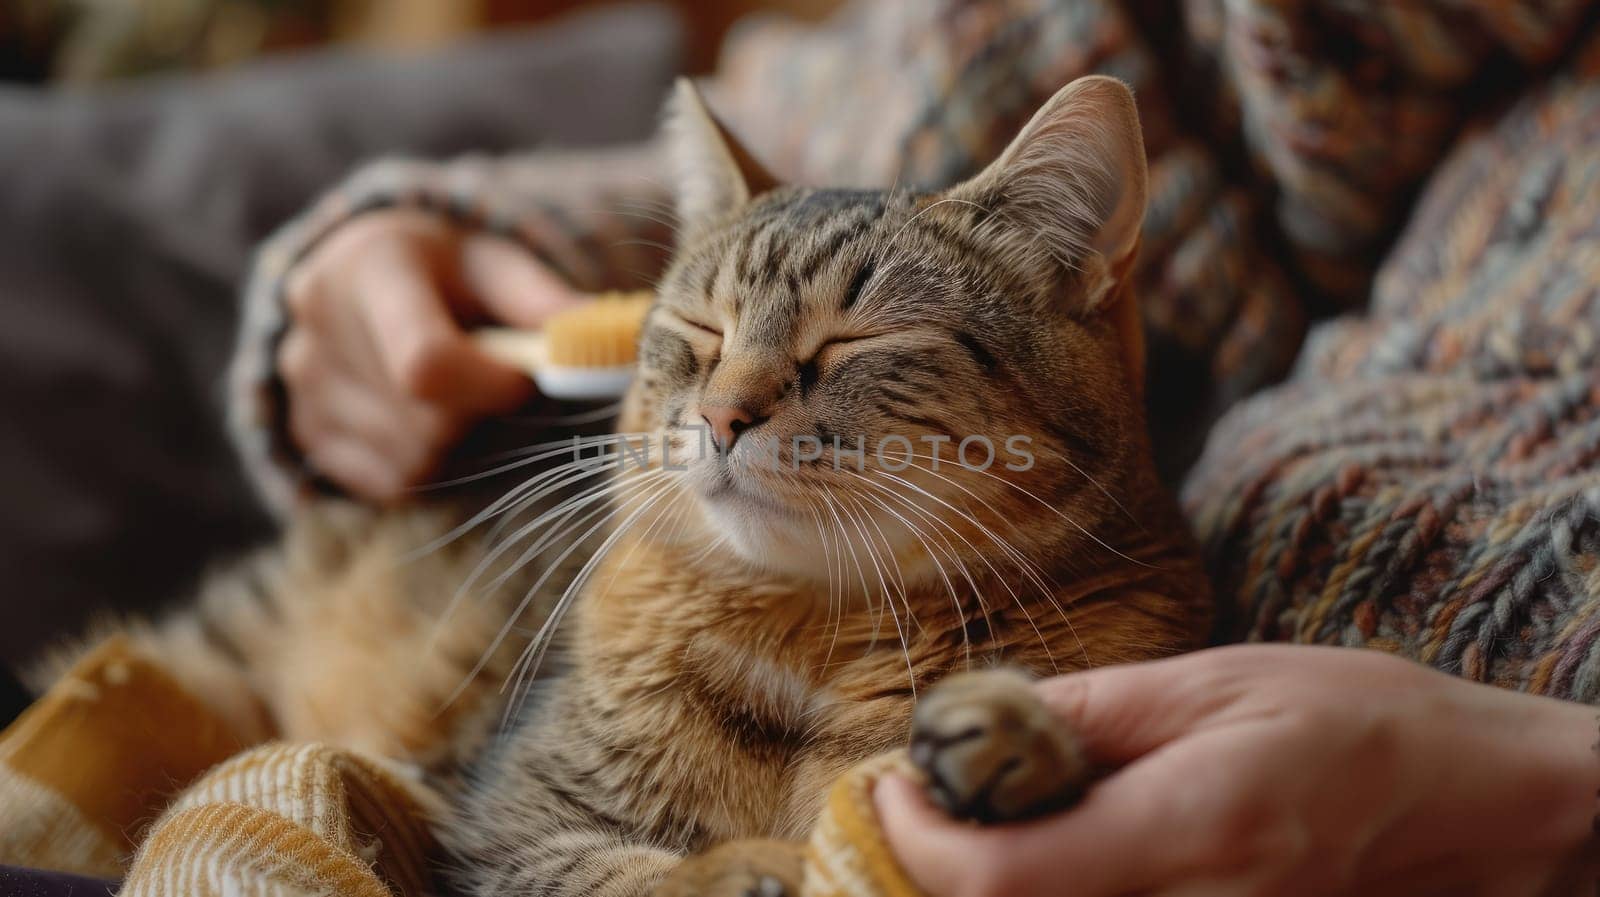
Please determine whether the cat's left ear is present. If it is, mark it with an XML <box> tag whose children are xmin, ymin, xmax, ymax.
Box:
<box><xmin>664</xmin><ymin>78</ymin><xmax>780</xmax><ymax>243</ymax></box>
<box><xmin>947</xmin><ymin>75</ymin><xmax>1147</xmax><ymax>313</ymax></box>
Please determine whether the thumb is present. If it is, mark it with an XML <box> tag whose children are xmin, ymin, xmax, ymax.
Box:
<box><xmin>1034</xmin><ymin>650</ymin><xmax>1245</xmax><ymax>765</ymax></box>
<box><xmin>353</xmin><ymin>244</ymin><xmax>535</xmax><ymax>415</ymax></box>
<box><xmin>457</xmin><ymin>233</ymin><xmax>587</xmax><ymax>329</ymax></box>
<box><xmin>875</xmin><ymin>653</ymin><xmax>1262</xmax><ymax>897</ymax></box>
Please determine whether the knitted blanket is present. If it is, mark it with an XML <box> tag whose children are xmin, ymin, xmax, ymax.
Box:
<box><xmin>0</xmin><ymin>637</ymin><xmax>922</xmax><ymax>896</ymax></box>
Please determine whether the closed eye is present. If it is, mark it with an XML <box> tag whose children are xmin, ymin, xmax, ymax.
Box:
<box><xmin>664</xmin><ymin>309</ymin><xmax>722</xmax><ymax>338</ymax></box>
<box><xmin>819</xmin><ymin>334</ymin><xmax>877</xmax><ymax>351</ymax></box>
<box><xmin>805</xmin><ymin>333</ymin><xmax>881</xmax><ymax>366</ymax></box>
<box><xmin>797</xmin><ymin>334</ymin><xmax>882</xmax><ymax>395</ymax></box>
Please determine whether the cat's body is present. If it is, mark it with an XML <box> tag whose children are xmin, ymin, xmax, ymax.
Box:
<box><xmin>26</xmin><ymin>501</ymin><xmax>570</xmax><ymax>771</ymax></box>
<box><xmin>428</xmin><ymin>76</ymin><xmax>1208</xmax><ymax>897</ymax></box>
<box><xmin>37</xmin><ymin>76</ymin><xmax>1210</xmax><ymax>896</ymax></box>
<box><xmin>455</xmin><ymin>493</ymin><xmax>1201</xmax><ymax>896</ymax></box>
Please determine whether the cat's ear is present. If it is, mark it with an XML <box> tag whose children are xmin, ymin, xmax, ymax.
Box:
<box><xmin>665</xmin><ymin>78</ymin><xmax>780</xmax><ymax>241</ymax></box>
<box><xmin>948</xmin><ymin>75</ymin><xmax>1147</xmax><ymax>312</ymax></box>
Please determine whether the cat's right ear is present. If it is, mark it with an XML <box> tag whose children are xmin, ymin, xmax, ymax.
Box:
<box><xmin>945</xmin><ymin>75</ymin><xmax>1147</xmax><ymax>313</ymax></box>
<box><xmin>665</xmin><ymin>78</ymin><xmax>779</xmax><ymax>242</ymax></box>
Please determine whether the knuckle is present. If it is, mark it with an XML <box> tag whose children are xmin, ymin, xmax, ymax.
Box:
<box><xmin>414</xmin><ymin>409</ymin><xmax>458</xmax><ymax>449</ymax></box>
<box><xmin>395</xmin><ymin>339</ymin><xmax>455</xmax><ymax>398</ymax></box>
<box><xmin>313</xmin><ymin>445</ymin><xmax>399</xmax><ymax>501</ymax></box>
<box><xmin>1035</xmin><ymin>671</ymin><xmax>1090</xmax><ymax>722</ymax></box>
<box><xmin>1199</xmin><ymin>644</ymin><xmax>1257</xmax><ymax>678</ymax></box>
<box><xmin>394</xmin><ymin>450</ymin><xmax>436</xmax><ymax>487</ymax></box>
<box><xmin>277</xmin><ymin>331</ymin><xmax>317</xmax><ymax>385</ymax></box>
<box><xmin>288</xmin><ymin>408</ymin><xmax>328</xmax><ymax>456</ymax></box>
<box><xmin>304</xmin><ymin>217</ymin><xmax>404</xmax><ymax>283</ymax></box>
<box><xmin>335</xmin><ymin>208</ymin><xmax>446</xmax><ymax>256</ymax></box>
<box><xmin>339</xmin><ymin>217</ymin><xmax>400</xmax><ymax>254</ymax></box>
<box><xmin>282</xmin><ymin>266</ymin><xmax>321</xmax><ymax>317</ymax></box>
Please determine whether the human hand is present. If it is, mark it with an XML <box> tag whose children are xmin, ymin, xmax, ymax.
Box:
<box><xmin>877</xmin><ymin>645</ymin><xmax>1600</xmax><ymax>897</ymax></box>
<box><xmin>279</xmin><ymin>209</ymin><xmax>585</xmax><ymax>500</ymax></box>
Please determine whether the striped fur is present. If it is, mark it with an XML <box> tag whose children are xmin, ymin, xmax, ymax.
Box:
<box><xmin>33</xmin><ymin>77</ymin><xmax>1210</xmax><ymax>894</ymax></box>
<box><xmin>448</xmin><ymin>78</ymin><xmax>1209</xmax><ymax>896</ymax></box>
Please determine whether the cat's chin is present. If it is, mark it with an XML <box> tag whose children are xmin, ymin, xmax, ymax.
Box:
<box><xmin>688</xmin><ymin>487</ymin><xmax>832</xmax><ymax>579</ymax></box>
<box><xmin>691</xmin><ymin>485</ymin><xmax>940</xmax><ymax>586</ymax></box>
<box><xmin>697</xmin><ymin>495</ymin><xmax>793</xmax><ymax>549</ymax></box>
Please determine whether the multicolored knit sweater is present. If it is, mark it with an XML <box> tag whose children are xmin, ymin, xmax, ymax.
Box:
<box><xmin>1186</xmin><ymin>25</ymin><xmax>1600</xmax><ymax>703</ymax></box>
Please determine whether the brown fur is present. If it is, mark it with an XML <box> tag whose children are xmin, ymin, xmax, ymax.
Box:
<box><xmin>29</xmin><ymin>502</ymin><xmax>570</xmax><ymax>774</ymax></box>
<box><xmin>448</xmin><ymin>77</ymin><xmax>1209</xmax><ymax>896</ymax></box>
<box><xmin>36</xmin><ymin>76</ymin><xmax>1210</xmax><ymax>896</ymax></box>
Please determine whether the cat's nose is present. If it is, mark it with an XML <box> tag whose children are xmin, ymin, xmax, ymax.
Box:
<box><xmin>699</xmin><ymin>403</ymin><xmax>767</xmax><ymax>455</ymax></box>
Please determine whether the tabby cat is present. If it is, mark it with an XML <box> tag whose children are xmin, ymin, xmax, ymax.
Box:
<box><xmin>445</xmin><ymin>75</ymin><xmax>1209</xmax><ymax>896</ymax></box>
<box><xmin>37</xmin><ymin>75</ymin><xmax>1209</xmax><ymax>896</ymax></box>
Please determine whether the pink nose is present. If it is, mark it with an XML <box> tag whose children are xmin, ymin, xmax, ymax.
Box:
<box><xmin>699</xmin><ymin>404</ymin><xmax>763</xmax><ymax>455</ymax></box>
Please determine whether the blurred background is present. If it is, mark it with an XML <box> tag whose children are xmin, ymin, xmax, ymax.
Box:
<box><xmin>0</xmin><ymin>0</ymin><xmax>837</xmax><ymax>672</ymax></box>
<box><xmin>1</xmin><ymin>0</ymin><xmax>839</xmax><ymax>83</ymax></box>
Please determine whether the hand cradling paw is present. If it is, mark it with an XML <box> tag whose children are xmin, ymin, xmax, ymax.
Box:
<box><xmin>909</xmin><ymin>669</ymin><xmax>1091</xmax><ymax>824</ymax></box>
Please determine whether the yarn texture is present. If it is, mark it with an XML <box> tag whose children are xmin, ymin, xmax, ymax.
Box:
<box><xmin>1184</xmin><ymin>30</ymin><xmax>1600</xmax><ymax>701</ymax></box>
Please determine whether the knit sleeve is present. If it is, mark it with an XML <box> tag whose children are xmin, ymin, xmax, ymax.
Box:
<box><xmin>227</xmin><ymin>142</ymin><xmax>672</xmax><ymax>514</ymax></box>
<box><xmin>1182</xmin><ymin>31</ymin><xmax>1600</xmax><ymax>700</ymax></box>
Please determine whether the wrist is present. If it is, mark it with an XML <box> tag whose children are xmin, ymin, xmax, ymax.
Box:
<box><xmin>1522</xmin><ymin>694</ymin><xmax>1600</xmax><ymax>869</ymax></box>
<box><xmin>1372</xmin><ymin>674</ymin><xmax>1599</xmax><ymax>885</ymax></box>
<box><xmin>1470</xmin><ymin>685</ymin><xmax>1599</xmax><ymax>868</ymax></box>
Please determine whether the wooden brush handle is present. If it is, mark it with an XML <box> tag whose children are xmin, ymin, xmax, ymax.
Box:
<box><xmin>472</xmin><ymin>327</ymin><xmax>549</xmax><ymax>377</ymax></box>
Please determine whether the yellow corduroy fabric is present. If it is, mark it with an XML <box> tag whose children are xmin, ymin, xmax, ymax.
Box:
<box><xmin>0</xmin><ymin>635</ymin><xmax>244</xmax><ymax>877</ymax></box>
<box><xmin>803</xmin><ymin>751</ymin><xmax>926</xmax><ymax>897</ymax></box>
<box><xmin>0</xmin><ymin>635</ymin><xmax>922</xmax><ymax>897</ymax></box>
<box><xmin>120</xmin><ymin>742</ymin><xmax>440</xmax><ymax>897</ymax></box>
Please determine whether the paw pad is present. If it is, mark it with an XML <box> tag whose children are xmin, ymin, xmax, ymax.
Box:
<box><xmin>909</xmin><ymin>669</ymin><xmax>1090</xmax><ymax>823</ymax></box>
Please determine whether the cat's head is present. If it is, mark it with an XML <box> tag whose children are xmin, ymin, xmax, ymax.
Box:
<box><xmin>619</xmin><ymin>76</ymin><xmax>1149</xmax><ymax>582</ymax></box>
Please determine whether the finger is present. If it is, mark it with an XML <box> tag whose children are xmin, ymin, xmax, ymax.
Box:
<box><xmin>457</xmin><ymin>234</ymin><xmax>587</xmax><ymax>329</ymax></box>
<box><xmin>350</xmin><ymin>244</ymin><xmax>462</xmax><ymax>395</ymax></box>
<box><xmin>873</xmin><ymin>772</ymin><xmax>1181</xmax><ymax>897</ymax></box>
<box><xmin>353</xmin><ymin>247</ymin><xmax>533</xmax><ymax>413</ymax></box>
<box><xmin>876</xmin><ymin>728</ymin><xmax>1246</xmax><ymax>897</ymax></box>
<box><xmin>319</xmin><ymin>373</ymin><xmax>460</xmax><ymax>484</ymax></box>
<box><xmin>875</xmin><ymin>768</ymin><xmax>1179</xmax><ymax>897</ymax></box>
<box><xmin>304</xmin><ymin>435</ymin><xmax>406</xmax><ymax>503</ymax></box>
<box><xmin>278</xmin><ymin>260</ymin><xmax>390</xmax><ymax>395</ymax></box>
<box><xmin>413</xmin><ymin>339</ymin><xmax>536</xmax><ymax>417</ymax></box>
<box><xmin>1033</xmin><ymin>650</ymin><xmax>1252</xmax><ymax>765</ymax></box>
<box><xmin>277</xmin><ymin>328</ymin><xmax>322</xmax><ymax>395</ymax></box>
<box><xmin>875</xmin><ymin>773</ymin><xmax>1021</xmax><ymax>897</ymax></box>
<box><xmin>282</xmin><ymin>339</ymin><xmax>456</xmax><ymax>487</ymax></box>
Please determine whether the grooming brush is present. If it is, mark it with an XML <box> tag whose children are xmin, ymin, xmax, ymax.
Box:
<box><xmin>473</xmin><ymin>291</ymin><xmax>653</xmax><ymax>401</ymax></box>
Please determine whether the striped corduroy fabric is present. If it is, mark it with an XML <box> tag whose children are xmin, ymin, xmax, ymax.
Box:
<box><xmin>803</xmin><ymin>751</ymin><xmax>926</xmax><ymax>897</ymax></box>
<box><xmin>0</xmin><ymin>630</ymin><xmax>921</xmax><ymax>897</ymax></box>
<box><xmin>0</xmin><ymin>637</ymin><xmax>441</xmax><ymax>896</ymax></box>
<box><xmin>119</xmin><ymin>742</ymin><xmax>440</xmax><ymax>897</ymax></box>
<box><xmin>0</xmin><ymin>636</ymin><xmax>243</xmax><ymax>878</ymax></box>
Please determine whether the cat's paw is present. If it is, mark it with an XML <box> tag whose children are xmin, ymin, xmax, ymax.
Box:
<box><xmin>909</xmin><ymin>668</ymin><xmax>1090</xmax><ymax>824</ymax></box>
<box><xmin>652</xmin><ymin>839</ymin><xmax>804</xmax><ymax>897</ymax></box>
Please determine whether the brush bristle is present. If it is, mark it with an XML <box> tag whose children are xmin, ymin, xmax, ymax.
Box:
<box><xmin>542</xmin><ymin>291</ymin><xmax>653</xmax><ymax>368</ymax></box>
